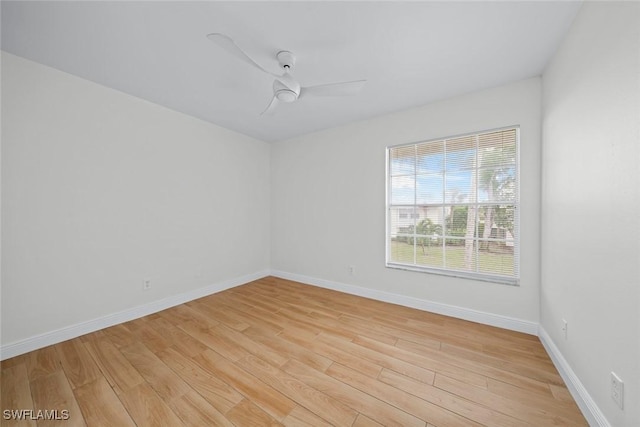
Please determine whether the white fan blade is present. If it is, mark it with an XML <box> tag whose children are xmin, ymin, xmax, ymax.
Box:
<box><xmin>207</xmin><ymin>33</ymin><xmax>279</xmax><ymax>77</ymax></box>
<box><xmin>261</xmin><ymin>95</ymin><xmax>279</xmax><ymax>115</ymax></box>
<box><xmin>300</xmin><ymin>80</ymin><xmax>366</xmax><ymax>98</ymax></box>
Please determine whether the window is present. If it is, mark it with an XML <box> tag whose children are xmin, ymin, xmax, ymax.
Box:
<box><xmin>386</xmin><ymin>127</ymin><xmax>519</xmax><ymax>284</ymax></box>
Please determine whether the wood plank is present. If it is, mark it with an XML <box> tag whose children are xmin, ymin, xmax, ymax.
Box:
<box><xmin>329</xmin><ymin>314</ymin><xmax>405</xmax><ymax>347</ymax></box>
<box><xmin>72</xmin><ymin>377</ymin><xmax>136</xmax><ymax>427</ymax></box>
<box><xmin>376</xmin><ymin>368</ymin><xmax>530</xmax><ymax>427</ymax></box>
<box><xmin>157</xmin><ymin>304</ymin><xmax>219</xmax><ymax>328</ymax></box>
<box><xmin>237</xmin><ymin>354</ymin><xmax>358</xmax><ymax>426</ymax></box>
<box><xmin>367</xmin><ymin>336</ymin><xmax>490</xmax><ymax>388</ymax></box>
<box><xmin>440</xmin><ymin>342</ymin><xmax>563</xmax><ymax>385</ymax></box>
<box><xmin>0</xmin><ymin>364</ymin><xmax>36</xmax><ymax>427</ymax></box>
<box><xmin>24</xmin><ymin>346</ymin><xmax>60</xmax><ymax>382</ymax></box>
<box><xmin>487</xmin><ymin>378</ymin><xmax>584</xmax><ymax>419</ymax></box>
<box><xmin>278</xmin><ymin>331</ymin><xmax>383</xmax><ymax>379</ymax></box>
<box><xmin>78</xmin><ymin>330</ymin><xmax>108</xmax><ymax>345</ymax></box>
<box><xmin>208</xmin><ymin>323</ymin><xmax>289</xmax><ymax>367</ymax></box>
<box><xmin>340</xmin><ymin>313</ymin><xmax>436</xmax><ymax>347</ymax></box>
<box><xmin>326</xmin><ymin>362</ymin><xmax>483</xmax><ymax>427</ymax></box>
<box><xmin>215</xmin><ymin>293</ymin><xmax>320</xmax><ymax>341</ymax></box>
<box><xmin>189</xmin><ymin>302</ymin><xmax>251</xmax><ymax>331</ymax></box>
<box><xmin>318</xmin><ymin>333</ymin><xmax>436</xmax><ymax>384</ymax></box>
<box><xmin>177</xmin><ymin>322</ymin><xmax>247</xmax><ymax>362</ymax></box>
<box><xmin>226</xmin><ymin>399</ymin><xmax>283</xmax><ymax>427</ymax></box>
<box><xmin>122</xmin><ymin>319</ymin><xmax>172</xmax><ymax>354</ymax></box>
<box><xmin>282</xmin><ymin>406</ymin><xmax>333</xmax><ymax>427</ymax></box>
<box><xmin>146</xmin><ymin>317</ymin><xmax>208</xmax><ymax>357</ymax></box>
<box><xmin>54</xmin><ymin>339</ymin><xmax>101</xmax><ymax>389</ymax></box>
<box><xmin>232</xmin><ymin>289</ymin><xmax>347</xmax><ymax>325</ymax></box>
<box><xmin>82</xmin><ymin>338</ymin><xmax>144</xmax><ymax>392</ymax></box>
<box><xmin>101</xmin><ymin>324</ymin><xmax>138</xmax><ymax>349</ymax></box>
<box><xmin>550</xmin><ymin>383</ymin><xmax>578</xmax><ymax>403</ymax></box>
<box><xmin>274</xmin><ymin>306</ymin><xmax>357</xmax><ymax>341</ymax></box>
<box><xmin>395</xmin><ymin>338</ymin><xmax>553</xmax><ymax>395</ymax></box>
<box><xmin>119</xmin><ymin>342</ymin><xmax>191</xmax><ymax>402</ymax></box>
<box><xmin>217</xmin><ymin>302</ymin><xmax>285</xmax><ymax>335</ymax></box>
<box><xmin>486</xmin><ymin>377</ymin><xmax>545</xmax><ymax>401</ymax></box>
<box><xmin>222</xmin><ymin>287</ymin><xmax>349</xmax><ymax>340</ymax></box>
<box><xmin>29</xmin><ymin>370</ymin><xmax>86</xmax><ymax>427</ymax></box>
<box><xmin>243</xmin><ymin>325</ymin><xmax>333</xmax><ymax>372</ymax></box>
<box><xmin>434</xmin><ymin>373</ymin><xmax>587</xmax><ymax>426</ymax></box>
<box><xmin>282</xmin><ymin>359</ymin><xmax>425</xmax><ymax>427</ymax></box>
<box><xmin>0</xmin><ymin>354</ymin><xmax>27</xmax><ymax>371</ymax></box>
<box><xmin>353</xmin><ymin>414</ymin><xmax>386</xmax><ymax>427</ymax></box>
<box><xmin>440</xmin><ymin>317</ymin><xmax>543</xmax><ymax>351</ymax></box>
<box><xmin>379</xmin><ymin>367</ymin><xmax>431</xmax><ymax>393</ymax></box>
<box><xmin>167</xmin><ymin>390</ymin><xmax>235</xmax><ymax>427</ymax></box>
<box><xmin>481</xmin><ymin>340</ymin><xmax>554</xmax><ymax>365</ymax></box>
<box><xmin>193</xmin><ymin>349</ymin><xmax>297</xmax><ymax>421</ymax></box>
<box><xmin>117</xmin><ymin>383</ymin><xmax>184</xmax><ymax>427</ymax></box>
<box><xmin>156</xmin><ymin>346</ymin><xmax>243</xmax><ymax>414</ymax></box>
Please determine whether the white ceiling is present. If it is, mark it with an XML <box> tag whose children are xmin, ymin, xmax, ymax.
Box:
<box><xmin>1</xmin><ymin>1</ymin><xmax>581</xmax><ymax>142</ymax></box>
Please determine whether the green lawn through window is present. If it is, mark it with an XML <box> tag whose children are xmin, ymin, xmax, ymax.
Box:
<box><xmin>389</xmin><ymin>240</ymin><xmax>514</xmax><ymax>276</ymax></box>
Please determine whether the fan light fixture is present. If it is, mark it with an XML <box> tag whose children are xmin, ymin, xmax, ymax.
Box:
<box><xmin>276</xmin><ymin>90</ymin><xmax>298</xmax><ymax>103</ymax></box>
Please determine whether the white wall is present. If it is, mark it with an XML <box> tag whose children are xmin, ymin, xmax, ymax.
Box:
<box><xmin>1</xmin><ymin>52</ymin><xmax>271</xmax><ymax>348</ymax></box>
<box><xmin>541</xmin><ymin>2</ymin><xmax>640</xmax><ymax>426</ymax></box>
<box><xmin>271</xmin><ymin>77</ymin><xmax>542</xmax><ymax>325</ymax></box>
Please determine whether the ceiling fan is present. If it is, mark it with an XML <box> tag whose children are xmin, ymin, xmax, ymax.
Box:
<box><xmin>206</xmin><ymin>33</ymin><xmax>367</xmax><ymax>115</ymax></box>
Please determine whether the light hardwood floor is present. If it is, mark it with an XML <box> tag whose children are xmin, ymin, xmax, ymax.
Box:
<box><xmin>1</xmin><ymin>276</ymin><xmax>587</xmax><ymax>426</ymax></box>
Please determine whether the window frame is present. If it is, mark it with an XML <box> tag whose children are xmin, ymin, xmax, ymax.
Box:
<box><xmin>385</xmin><ymin>126</ymin><xmax>520</xmax><ymax>285</ymax></box>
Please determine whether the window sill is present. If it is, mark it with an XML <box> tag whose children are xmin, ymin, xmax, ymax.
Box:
<box><xmin>386</xmin><ymin>262</ymin><xmax>519</xmax><ymax>286</ymax></box>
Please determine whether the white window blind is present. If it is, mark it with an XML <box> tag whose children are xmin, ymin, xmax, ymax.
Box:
<box><xmin>386</xmin><ymin>127</ymin><xmax>519</xmax><ymax>284</ymax></box>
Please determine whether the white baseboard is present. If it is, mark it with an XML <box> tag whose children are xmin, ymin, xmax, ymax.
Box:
<box><xmin>270</xmin><ymin>270</ymin><xmax>538</xmax><ymax>335</ymax></box>
<box><xmin>0</xmin><ymin>270</ymin><xmax>270</xmax><ymax>360</ymax></box>
<box><xmin>538</xmin><ymin>327</ymin><xmax>610</xmax><ymax>427</ymax></box>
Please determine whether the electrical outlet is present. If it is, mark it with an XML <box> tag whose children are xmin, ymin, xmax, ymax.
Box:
<box><xmin>143</xmin><ymin>278</ymin><xmax>152</xmax><ymax>291</ymax></box>
<box><xmin>348</xmin><ymin>265</ymin><xmax>355</xmax><ymax>275</ymax></box>
<box><xmin>561</xmin><ymin>319</ymin><xmax>568</xmax><ymax>339</ymax></box>
<box><xmin>611</xmin><ymin>372</ymin><xmax>624</xmax><ymax>409</ymax></box>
